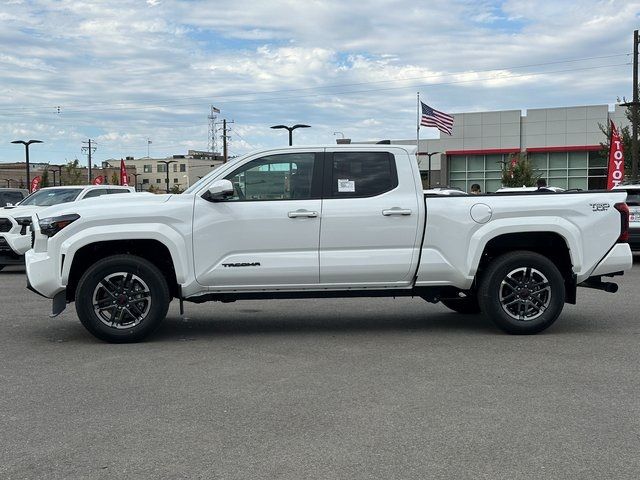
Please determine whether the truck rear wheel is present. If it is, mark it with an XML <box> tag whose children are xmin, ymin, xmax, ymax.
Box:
<box><xmin>75</xmin><ymin>255</ymin><xmax>170</xmax><ymax>343</ymax></box>
<box><xmin>479</xmin><ymin>251</ymin><xmax>565</xmax><ymax>334</ymax></box>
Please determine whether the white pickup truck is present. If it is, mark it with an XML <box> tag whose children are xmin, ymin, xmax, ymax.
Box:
<box><xmin>0</xmin><ymin>185</ymin><xmax>134</xmax><ymax>270</ymax></box>
<box><xmin>25</xmin><ymin>145</ymin><xmax>633</xmax><ymax>342</ymax></box>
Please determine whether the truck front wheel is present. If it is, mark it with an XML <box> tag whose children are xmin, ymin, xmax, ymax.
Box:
<box><xmin>478</xmin><ymin>251</ymin><xmax>565</xmax><ymax>334</ymax></box>
<box><xmin>75</xmin><ymin>255</ymin><xmax>170</xmax><ymax>343</ymax></box>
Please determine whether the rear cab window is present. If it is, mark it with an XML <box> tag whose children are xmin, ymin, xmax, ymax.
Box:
<box><xmin>82</xmin><ymin>189</ymin><xmax>110</xmax><ymax>199</ymax></box>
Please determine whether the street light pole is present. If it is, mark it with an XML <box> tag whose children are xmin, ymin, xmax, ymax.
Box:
<box><xmin>418</xmin><ymin>151</ymin><xmax>441</xmax><ymax>188</ymax></box>
<box><xmin>270</xmin><ymin>124</ymin><xmax>311</xmax><ymax>146</ymax></box>
<box><xmin>158</xmin><ymin>160</ymin><xmax>176</xmax><ymax>193</ymax></box>
<box><xmin>131</xmin><ymin>173</ymin><xmax>142</xmax><ymax>192</ymax></box>
<box><xmin>53</xmin><ymin>165</ymin><xmax>64</xmax><ymax>186</ymax></box>
<box><xmin>10</xmin><ymin>139</ymin><xmax>43</xmax><ymax>190</ymax></box>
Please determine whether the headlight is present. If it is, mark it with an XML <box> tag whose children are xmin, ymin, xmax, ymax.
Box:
<box><xmin>14</xmin><ymin>216</ymin><xmax>32</xmax><ymax>235</ymax></box>
<box><xmin>38</xmin><ymin>214</ymin><xmax>80</xmax><ymax>238</ymax></box>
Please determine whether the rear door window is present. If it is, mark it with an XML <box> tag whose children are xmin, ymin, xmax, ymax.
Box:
<box><xmin>327</xmin><ymin>152</ymin><xmax>398</xmax><ymax>198</ymax></box>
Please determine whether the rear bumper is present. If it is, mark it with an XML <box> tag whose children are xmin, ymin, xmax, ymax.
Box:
<box><xmin>25</xmin><ymin>249</ymin><xmax>64</xmax><ymax>299</ymax></box>
<box><xmin>590</xmin><ymin>243</ymin><xmax>633</xmax><ymax>277</ymax></box>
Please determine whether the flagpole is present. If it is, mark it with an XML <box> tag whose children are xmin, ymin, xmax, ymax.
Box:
<box><xmin>416</xmin><ymin>92</ymin><xmax>421</xmax><ymax>166</ymax></box>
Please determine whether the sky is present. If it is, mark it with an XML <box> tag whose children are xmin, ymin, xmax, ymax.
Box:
<box><xmin>1</xmin><ymin>0</ymin><xmax>639</xmax><ymax>165</ymax></box>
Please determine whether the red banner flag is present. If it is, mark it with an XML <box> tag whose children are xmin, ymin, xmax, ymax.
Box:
<box><xmin>120</xmin><ymin>159</ymin><xmax>128</xmax><ymax>186</ymax></box>
<box><xmin>30</xmin><ymin>176</ymin><xmax>41</xmax><ymax>193</ymax></box>
<box><xmin>93</xmin><ymin>175</ymin><xmax>104</xmax><ymax>185</ymax></box>
<box><xmin>607</xmin><ymin>120</ymin><xmax>625</xmax><ymax>189</ymax></box>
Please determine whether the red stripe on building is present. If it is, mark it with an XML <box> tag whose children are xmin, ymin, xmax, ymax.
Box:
<box><xmin>445</xmin><ymin>148</ymin><xmax>520</xmax><ymax>155</ymax></box>
<box><xmin>526</xmin><ymin>145</ymin><xmax>601</xmax><ymax>152</ymax></box>
<box><xmin>445</xmin><ymin>145</ymin><xmax>601</xmax><ymax>155</ymax></box>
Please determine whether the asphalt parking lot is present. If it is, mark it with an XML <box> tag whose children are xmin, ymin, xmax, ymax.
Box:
<box><xmin>1</xmin><ymin>256</ymin><xmax>639</xmax><ymax>479</ymax></box>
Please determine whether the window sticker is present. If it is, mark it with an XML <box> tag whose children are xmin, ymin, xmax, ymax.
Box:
<box><xmin>338</xmin><ymin>179</ymin><xmax>355</xmax><ymax>192</ymax></box>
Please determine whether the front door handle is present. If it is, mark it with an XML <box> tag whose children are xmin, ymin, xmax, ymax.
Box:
<box><xmin>382</xmin><ymin>208</ymin><xmax>412</xmax><ymax>216</ymax></box>
<box><xmin>288</xmin><ymin>209</ymin><xmax>319</xmax><ymax>218</ymax></box>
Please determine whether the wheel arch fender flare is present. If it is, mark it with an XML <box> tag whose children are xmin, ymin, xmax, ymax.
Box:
<box><xmin>59</xmin><ymin>225</ymin><xmax>191</xmax><ymax>286</ymax></box>
<box><xmin>466</xmin><ymin>217</ymin><xmax>581</xmax><ymax>278</ymax></box>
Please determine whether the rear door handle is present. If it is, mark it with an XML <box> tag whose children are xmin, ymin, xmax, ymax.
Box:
<box><xmin>288</xmin><ymin>209</ymin><xmax>319</xmax><ymax>218</ymax></box>
<box><xmin>382</xmin><ymin>208</ymin><xmax>412</xmax><ymax>216</ymax></box>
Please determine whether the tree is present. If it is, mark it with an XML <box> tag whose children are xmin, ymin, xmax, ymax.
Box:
<box><xmin>170</xmin><ymin>185</ymin><xmax>183</xmax><ymax>194</ymax></box>
<box><xmin>63</xmin><ymin>159</ymin><xmax>83</xmax><ymax>185</ymax></box>
<box><xmin>500</xmin><ymin>153</ymin><xmax>540</xmax><ymax>187</ymax></box>
<box><xmin>110</xmin><ymin>172</ymin><xmax>119</xmax><ymax>185</ymax></box>
<box><xmin>147</xmin><ymin>184</ymin><xmax>160</xmax><ymax>194</ymax></box>
<box><xmin>598</xmin><ymin>98</ymin><xmax>633</xmax><ymax>175</ymax></box>
<box><xmin>40</xmin><ymin>168</ymin><xmax>50</xmax><ymax>188</ymax></box>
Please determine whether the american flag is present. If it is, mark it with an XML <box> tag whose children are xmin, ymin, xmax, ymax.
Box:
<box><xmin>420</xmin><ymin>102</ymin><xmax>454</xmax><ymax>135</ymax></box>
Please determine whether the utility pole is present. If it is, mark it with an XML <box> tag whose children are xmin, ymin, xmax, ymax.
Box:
<box><xmin>622</xmin><ymin>30</ymin><xmax>639</xmax><ymax>181</ymax></box>
<box><xmin>222</xmin><ymin>119</ymin><xmax>234</xmax><ymax>163</ymax></box>
<box><xmin>81</xmin><ymin>139</ymin><xmax>96</xmax><ymax>184</ymax></box>
<box><xmin>632</xmin><ymin>29</ymin><xmax>639</xmax><ymax>181</ymax></box>
<box><xmin>223</xmin><ymin>119</ymin><xmax>228</xmax><ymax>163</ymax></box>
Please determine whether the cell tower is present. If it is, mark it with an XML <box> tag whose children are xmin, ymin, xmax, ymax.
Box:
<box><xmin>208</xmin><ymin>105</ymin><xmax>220</xmax><ymax>153</ymax></box>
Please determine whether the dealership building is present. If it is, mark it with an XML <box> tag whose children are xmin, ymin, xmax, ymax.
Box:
<box><xmin>385</xmin><ymin>104</ymin><xmax>630</xmax><ymax>192</ymax></box>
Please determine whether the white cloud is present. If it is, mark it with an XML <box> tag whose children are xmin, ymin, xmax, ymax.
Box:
<box><xmin>0</xmin><ymin>0</ymin><xmax>639</xmax><ymax>162</ymax></box>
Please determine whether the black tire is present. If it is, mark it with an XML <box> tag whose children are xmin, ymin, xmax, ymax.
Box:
<box><xmin>75</xmin><ymin>254</ymin><xmax>170</xmax><ymax>343</ymax></box>
<box><xmin>440</xmin><ymin>296</ymin><xmax>481</xmax><ymax>314</ymax></box>
<box><xmin>478</xmin><ymin>251</ymin><xmax>565</xmax><ymax>335</ymax></box>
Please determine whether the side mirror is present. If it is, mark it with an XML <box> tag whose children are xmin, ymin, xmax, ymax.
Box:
<box><xmin>206</xmin><ymin>179</ymin><xmax>234</xmax><ymax>201</ymax></box>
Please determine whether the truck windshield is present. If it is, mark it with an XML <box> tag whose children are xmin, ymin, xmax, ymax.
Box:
<box><xmin>18</xmin><ymin>188</ymin><xmax>82</xmax><ymax>206</ymax></box>
<box><xmin>183</xmin><ymin>157</ymin><xmax>245</xmax><ymax>194</ymax></box>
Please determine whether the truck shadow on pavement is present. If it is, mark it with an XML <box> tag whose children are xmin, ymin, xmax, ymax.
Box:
<box><xmin>31</xmin><ymin>308</ymin><xmax>603</xmax><ymax>344</ymax></box>
<box><xmin>151</xmin><ymin>311</ymin><xmax>500</xmax><ymax>341</ymax></box>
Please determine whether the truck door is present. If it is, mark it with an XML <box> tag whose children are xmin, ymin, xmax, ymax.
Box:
<box><xmin>193</xmin><ymin>151</ymin><xmax>323</xmax><ymax>288</ymax></box>
<box><xmin>319</xmin><ymin>149</ymin><xmax>421</xmax><ymax>286</ymax></box>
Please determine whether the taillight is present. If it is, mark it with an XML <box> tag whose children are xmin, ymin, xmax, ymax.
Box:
<box><xmin>614</xmin><ymin>202</ymin><xmax>629</xmax><ymax>243</ymax></box>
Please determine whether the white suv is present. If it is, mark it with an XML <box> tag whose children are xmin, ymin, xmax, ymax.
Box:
<box><xmin>0</xmin><ymin>185</ymin><xmax>135</xmax><ymax>269</ymax></box>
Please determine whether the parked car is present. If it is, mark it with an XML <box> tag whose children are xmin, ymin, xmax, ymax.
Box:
<box><xmin>24</xmin><ymin>145</ymin><xmax>633</xmax><ymax>342</ymax></box>
<box><xmin>613</xmin><ymin>183</ymin><xmax>640</xmax><ymax>251</ymax></box>
<box><xmin>0</xmin><ymin>185</ymin><xmax>135</xmax><ymax>270</ymax></box>
<box><xmin>0</xmin><ymin>188</ymin><xmax>29</xmax><ymax>207</ymax></box>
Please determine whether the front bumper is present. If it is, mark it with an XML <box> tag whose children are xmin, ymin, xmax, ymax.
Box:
<box><xmin>0</xmin><ymin>235</ymin><xmax>25</xmax><ymax>265</ymax></box>
<box><xmin>25</xmin><ymin>249</ymin><xmax>64</xmax><ymax>299</ymax></box>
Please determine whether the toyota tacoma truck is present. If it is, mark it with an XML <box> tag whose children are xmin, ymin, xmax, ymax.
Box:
<box><xmin>0</xmin><ymin>185</ymin><xmax>134</xmax><ymax>270</ymax></box>
<box><xmin>24</xmin><ymin>145</ymin><xmax>633</xmax><ymax>342</ymax></box>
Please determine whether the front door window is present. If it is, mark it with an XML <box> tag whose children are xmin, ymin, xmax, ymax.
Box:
<box><xmin>225</xmin><ymin>153</ymin><xmax>317</xmax><ymax>201</ymax></box>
